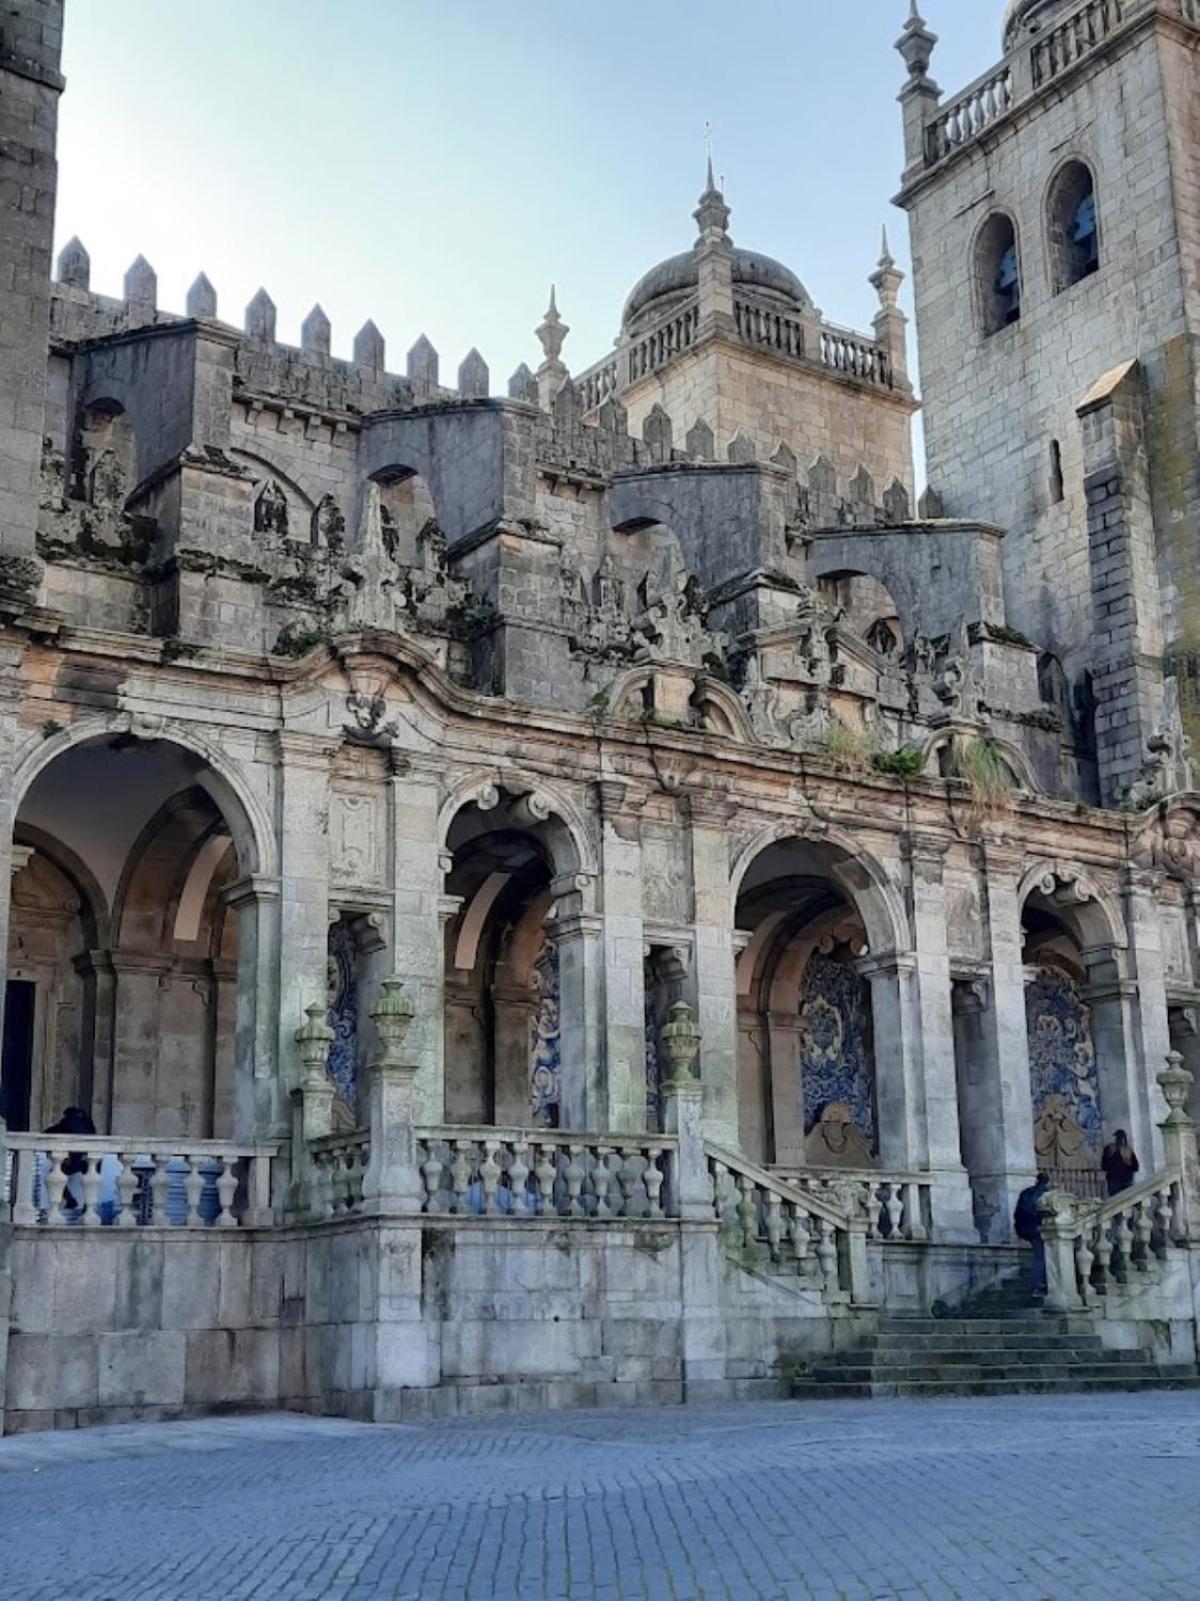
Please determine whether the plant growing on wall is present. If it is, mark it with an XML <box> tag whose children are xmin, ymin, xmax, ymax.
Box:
<box><xmin>953</xmin><ymin>736</ymin><xmax>1016</xmax><ymax>822</ymax></box>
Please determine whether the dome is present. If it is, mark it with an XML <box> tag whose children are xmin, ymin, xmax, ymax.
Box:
<box><xmin>1003</xmin><ymin>0</ymin><xmax>1073</xmax><ymax>48</ymax></box>
<box><xmin>622</xmin><ymin>245</ymin><xmax>810</xmax><ymax>330</ymax></box>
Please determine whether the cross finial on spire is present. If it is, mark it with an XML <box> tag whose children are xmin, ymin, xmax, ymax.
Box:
<box><xmin>897</xmin><ymin>0</ymin><xmax>937</xmax><ymax>79</ymax></box>
<box><xmin>879</xmin><ymin>225</ymin><xmax>894</xmax><ymax>268</ymax></box>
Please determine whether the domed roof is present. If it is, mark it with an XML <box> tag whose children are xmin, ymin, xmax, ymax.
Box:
<box><xmin>622</xmin><ymin>245</ymin><xmax>810</xmax><ymax>329</ymax></box>
<box><xmin>1003</xmin><ymin>0</ymin><xmax>1073</xmax><ymax>47</ymax></box>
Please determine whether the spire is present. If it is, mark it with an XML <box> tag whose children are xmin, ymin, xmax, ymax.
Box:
<box><xmin>301</xmin><ymin>303</ymin><xmax>332</xmax><ymax>360</ymax></box>
<box><xmin>870</xmin><ymin>224</ymin><xmax>905</xmax><ymax>310</ymax></box>
<box><xmin>186</xmin><ymin>272</ymin><xmax>217</xmax><ymax>318</ymax></box>
<box><xmin>536</xmin><ymin>285</ymin><xmax>569</xmax><ymax>366</ymax></box>
<box><xmin>245</xmin><ymin>287</ymin><xmax>276</xmax><ymax>342</ymax></box>
<box><xmin>56</xmin><ymin>236</ymin><xmax>90</xmax><ymax>290</ymax></box>
<box><xmin>896</xmin><ymin>1</ymin><xmax>938</xmax><ymax>80</ymax></box>
<box><xmin>694</xmin><ymin>158</ymin><xmax>731</xmax><ymax>245</ymax></box>
<box><xmin>124</xmin><ymin>255</ymin><xmax>157</xmax><ymax>314</ymax></box>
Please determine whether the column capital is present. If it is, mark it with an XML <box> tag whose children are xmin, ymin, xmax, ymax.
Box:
<box><xmin>222</xmin><ymin>873</ymin><xmax>282</xmax><ymax>911</ymax></box>
<box><xmin>274</xmin><ymin>730</ymin><xmax>339</xmax><ymax>768</ymax></box>
<box><xmin>981</xmin><ymin>839</ymin><xmax>1025</xmax><ymax>878</ymax></box>
<box><xmin>687</xmin><ymin>792</ymin><xmax>736</xmax><ymax>827</ymax></box>
<box><xmin>551</xmin><ymin>911</ymin><xmax>604</xmax><ymax>943</ymax></box>
<box><xmin>9</xmin><ymin>842</ymin><xmax>33</xmax><ymax>877</ymax></box>
<box><xmin>856</xmin><ymin>951</ymin><xmax>917</xmax><ymax>983</ymax></box>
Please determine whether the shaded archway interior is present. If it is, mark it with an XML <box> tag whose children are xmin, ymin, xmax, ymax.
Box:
<box><xmin>3</xmin><ymin>737</ymin><xmax>243</xmax><ymax>1137</ymax></box>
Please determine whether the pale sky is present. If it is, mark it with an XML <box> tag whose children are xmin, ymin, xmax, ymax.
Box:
<box><xmin>55</xmin><ymin>2</ymin><xmax>1004</xmax><ymax>392</ymax></box>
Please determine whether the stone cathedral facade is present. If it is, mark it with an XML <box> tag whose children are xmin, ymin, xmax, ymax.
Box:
<box><xmin>1</xmin><ymin>0</ymin><xmax>1200</xmax><ymax>1430</ymax></box>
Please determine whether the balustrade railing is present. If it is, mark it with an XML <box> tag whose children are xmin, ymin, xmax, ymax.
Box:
<box><xmin>308</xmin><ymin>1128</ymin><xmax>370</xmax><ymax>1220</ymax></box>
<box><xmin>707</xmin><ymin>1144</ymin><xmax>870</xmax><ymax>1303</ymax></box>
<box><xmin>926</xmin><ymin>65</ymin><xmax>1013</xmax><ymax>165</ymax></box>
<box><xmin>4</xmin><ymin>1134</ymin><xmax>279</xmax><ymax>1229</ymax></box>
<box><xmin>818</xmin><ymin>325</ymin><xmax>892</xmax><ymax>389</ymax></box>
<box><xmin>770</xmin><ymin>1167</ymin><xmax>931</xmax><ymax>1242</ymax></box>
<box><xmin>1041</xmin><ymin>1167</ymin><xmax>1190</xmax><ymax>1310</ymax></box>
<box><xmin>414</xmin><ymin>1127</ymin><xmax>678</xmax><ymax>1220</ymax></box>
<box><xmin>577</xmin><ymin>358</ymin><xmax>620</xmax><ymax>414</ymax></box>
<box><xmin>627</xmin><ymin>304</ymin><xmax>700</xmax><ymax>384</ymax></box>
<box><xmin>1031</xmin><ymin>0</ymin><xmax>1126</xmax><ymax>88</ymax></box>
<box><xmin>734</xmin><ymin>299</ymin><xmax>808</xmax><ymax>361</ymax></box>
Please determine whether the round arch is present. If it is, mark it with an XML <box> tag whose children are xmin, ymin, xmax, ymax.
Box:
<box><xmin>730</xmin><ymin>822</ymin><xmax>908</xmax><ymax>957</ymax></box>
<box><xmin>1017</xmin><ymin>861</ymin><xmax>1128</xmax><ymax>954</ymax></box>
<box><xmin>12</xmin><ymin>717</ymin><xmax>275</xmax><ymax>880</ymax></box>
<box><xmin>438</xmin><ymin>771</ymin><xmax>598</xmax><ymax>886</ymax></box>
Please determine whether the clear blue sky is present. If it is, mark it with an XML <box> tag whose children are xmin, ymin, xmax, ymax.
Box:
<box><xmin>55</xmin><ymin>2</ymin><xmax>1004</xmax><ymax>388</ymax></box>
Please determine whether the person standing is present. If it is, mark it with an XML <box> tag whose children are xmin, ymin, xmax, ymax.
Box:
<box><xmin>1101</xmin><ymin>1130</ymin><xmax>1140</xmax><ymax>1197</ymax></box>
<box><xmin>1014</xmin><ymin>1171</ymin><xmax>1051</xmax><ymax>1299</ymax></box>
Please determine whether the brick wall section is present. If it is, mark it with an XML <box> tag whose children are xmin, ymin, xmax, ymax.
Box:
<box><xmin>0</xmin><ymin>0</ymin><xmax>64</xmax><ymax>578</ymax></box>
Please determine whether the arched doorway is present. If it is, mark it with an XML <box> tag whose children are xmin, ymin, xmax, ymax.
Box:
<box><xmin>5</xmin><ymin>732</ymin><xmax>265</xmax><ymax>1139</ymax></box>
<box><xmin>733</xmin><ymin>834</ymin><xmax>897</xmax><ymax>1169</ymax></box>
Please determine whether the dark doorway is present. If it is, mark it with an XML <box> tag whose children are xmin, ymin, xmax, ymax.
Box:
<box><xmin>2</xmin><ymin>979</ymin><xmax>35</xmax><ymax>1131</ymax></box>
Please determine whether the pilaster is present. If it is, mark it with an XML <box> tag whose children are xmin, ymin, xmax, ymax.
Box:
<box><xmin>391</xmin><ymin>760</ymin><xmax>446</xmax><ymax>1124</ymax></box>
<box><xmin>902</xmin><ymin>833</ymin><xmax>976</xmax><ymax>1240</ymax></box>
<box><xmin>595</xmin><ymin>781</ymin><xmax>647</xmax><ymax>1133</ymax></box>
<box><xmin>550</xmin><ymin>874</ymin><xmax>604</xmax><ymax>1129</ymax></box>
<box><xmin>976</xmin><ymin>840</ymin><xmax>1038</xmax><ymax>1241</ymax></box>
<box><xmin>275</xmin><ymin>732</ymin><xmax>336</xmax><ymax>1131</ymax></box>
<box><xmin>687</xmin><ymin>792</ymin><xmax>738</xmax><ymax>1147</ymax></box>
<box><xmin>1120</xmin><ymin>864</ymin><xmax>1171</xmax><ymax>1168</ymax></box>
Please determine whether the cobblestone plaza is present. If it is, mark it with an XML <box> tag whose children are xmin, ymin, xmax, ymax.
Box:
<box><xmin>4</xmin><ymin>1394</ymin><xmax>1200</xmax><ymax>1599</ymax></box>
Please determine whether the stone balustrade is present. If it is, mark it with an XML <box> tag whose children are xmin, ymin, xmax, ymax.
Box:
<box><xmin>308</xmin><ymin>1129</ymin><xmax>371</xmax><ymax>1219</ymax></box>
<box><xmin>1042</xmin><ymin>1170</ymin><xmax>1188</xmax><ymax>1309</ymax></box>
<box><xmin>414</xmin><ymin>1127</ymin><xmax>678</xmax><ymax>1220</ymax></box>
<box><xmin>818</xmin><ymin>324</ymin><xmax>893</xmax><ymax>389</ymax></box>
<box><xmin>925</xmin><ymin>64</ymin><xmax>1013</xmax><ymax>166</ymax></box>
<box><xmin>1031</xmin><ymin>0</ymin><xmax>1128</xmax><ymax>89</ymax></box>
<box><xmin>734</xmin><ymin>298</ymin><xmax>810</xmax><ymax>362</ymax></box>
<box><xmin>577</xmin><ymin>358</ymin><xmax>620</xmax><ymax>413</ymax></box>
<box><xmin>707</xmin><ymin>1145</ymin><xmax>871</xmax><ymax>1304</ymax></box>
<box><xmin>627</xmin><ymin>304</ymin><xmax>700</xmax><ymax>384</ymax></box>
<box><xmin>770</xmin><ymin>1167</ymin><xmax>931</xmax><ymax>1242</ymax></box>
<box><xmin>3</xmin><ymin>1133</ymin><xmax>279</xmax><ymax>1229</ymax></box>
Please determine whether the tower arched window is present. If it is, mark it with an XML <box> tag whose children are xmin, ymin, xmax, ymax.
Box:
<box><xmin>976</xmin><ymin>213</ymin><xmax>1021</xmax><ymax>336</ymax></box>
<box><xmin>1048</xmin><ymin>161</ymin><xmax>1099</xmax><ymax>293</ymax></box>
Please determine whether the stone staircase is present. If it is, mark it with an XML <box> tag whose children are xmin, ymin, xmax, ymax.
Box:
<box><xmin>791</xmin><ymin>1281</ymin><xmax>1200</xmax><ymax>1401</ymax></box>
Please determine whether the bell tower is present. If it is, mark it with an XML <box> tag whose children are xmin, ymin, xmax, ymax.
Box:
<box><xmin>0</xmin><ymin>0</ymin><xmax>65</xmax><ymax>607</ymax></box>
<box><xmin>895</xmin><ymin>0</ymin><xmax>1200</xmax><ymax>805</ymax></box>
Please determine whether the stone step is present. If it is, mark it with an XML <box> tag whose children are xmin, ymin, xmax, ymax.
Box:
<box><xmin>869</xmin><ymin>1331</ymin><xmax>1105</xmax><ymax>1354</ymax></box>
<box><xmin>809</xmin><ymin>1361</ymin><xmax>1172</xmax><ymax>1386</ymax></box>
<box><xmin>824</xmin><ymin>1344</ymin><xmax>1148</xmax><ymax>1369</ymax></box>
<box><xmin>791</xmin><ymin>1373</ymin><xmax>1200</xmax><ymax>1402</ymax></box>
<box><xmin>882</xmin><ymin>1316</ymin><xmax>1079</xmax><ymax>1336</ymax></box>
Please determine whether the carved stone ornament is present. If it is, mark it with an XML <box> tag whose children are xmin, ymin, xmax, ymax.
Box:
<box><xmin>255</xmin><ymin>479</ymin><xmax>289</xmax><ymax>537</ymax></box>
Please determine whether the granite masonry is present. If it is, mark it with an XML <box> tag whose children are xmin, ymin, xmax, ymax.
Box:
<box><xmin>1</xmin><ymin>0</ymin><xmax>1200</xmax><ymax>1432</ymax></box>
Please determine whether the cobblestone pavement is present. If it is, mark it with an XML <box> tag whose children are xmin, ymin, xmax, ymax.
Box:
<box><xmin>4</xmin><ymin>1392</ymin><xmax>1200</xmax><ymax>1600</ymax></box>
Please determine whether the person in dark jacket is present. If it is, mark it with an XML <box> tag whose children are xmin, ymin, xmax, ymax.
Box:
<box><xmin>1101</xmin><ymin>1130</ymin><xmax>1139</xmax><ymax>1197</ymax></box>
<box><xmin>44</xmin><ymin>1106</ymin><xmax>96</xmax><ymax>1212</ymax></box>
<box><xmin>1014</xmin><ymin>1171</ymin><xmax>1051</xmax><ymax>1298</ymax></box>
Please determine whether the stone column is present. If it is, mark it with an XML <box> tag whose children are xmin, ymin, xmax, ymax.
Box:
<box><xmin>224</xmin><ymin>874</ymin><xmax>282</xmax><ymax>1140</ymax></box>
<box><xmin>551</xmin><ymin>872</ymin><xmax>603</xmax><ymax>1130</ymax></box>
<box><xmin>0</xmin><ymin>666</ymin><xmax>23</xmax><ymax>1055</ymax></box>
<box><xmin>275</xmin><ymin>733</ymin><xmax>336</xmax><ymax>1130</ymax></box>
<box><xmin>903</xmin><ymin>835</ymin><xmax>976</xmax><ymax>1240</ymax></box>
<box><xmin>859</xmin><ymin>953</ymin><xmax>924</xmax><ymax>1172</ymax></box>
<box><xmin>975</xmin><ymin>842</ymin><xmax>1038</xmax><ymax>1240</ymax></box>
<box><xmin>1083</xmin><ymin>951</ymin><xmax>1150</xmax><ymax>1162</ymax></box>
<box><xmin>1121</xmin><ymin>865</ymin><xmax>1171</xmax><ymax>1169</ymax></box>
<box><xmin>596</xmin><ymin>781</ymin><xmax>647</xmax><ymax>1133</ymax></box>
<box><xmin>390</xmin><ymin>759</ymin><xmax>446</xmax><ymax>1124</ymax></box>
<box><xmin>79</xmin><ymin>951</ymin><xmax>116</xmax><ymax>1133</ymax></box>
<box><xmin>688</xmin><ymin>794</ymin><xmax>738</xmax><ymax>1148</ymax></box>
<box><xmin>107</xmin><ymin>952</ymin><xmax>170</xmax><ymax>1134</ymax></box>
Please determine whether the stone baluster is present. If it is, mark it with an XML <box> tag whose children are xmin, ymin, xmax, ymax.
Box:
<box><xmin>884</xmin><ymin>1183</ymin><xmax>903</xmax><ymax>1239</ymax></box>
<box><xmin>81</xmin><ymin>1152</ymin><xmax>103</xmax><ymax>1228</ymax></box>
<box><xmin>605</xmin><ymin>1150</ymin><xmax>625</xmax><ymax>1218</ymax></box>
<box><xmin>451</xmin><ymin>1141</ymin><xmax>473</xmax><ymax>1213</ymax></box>
<box><xmin>480</xmin><ymin>1140</ymin><xmax>502</xmax><ymax>1216</ymax></box>
<box><xmin>420</xmin><ymin>1144</ymin><xmax>443</xmax><ymax>1211</ymax></box>
<box><xmin>44</xmin><ymin>1150</ymin><xmax>68</xmax><ymax>1226</ymax></box>
<box><xmin>592</xmin><ymin>1150</ymin><xmax>614</xmax><ymax>1219</ymax></box>
<box><xmin>764</xmin><ymin>1190</ymin><xmax>783</xmax><ymax>1260</ymax></box>
<box><xmin>116</xmin><ymin>1156</ymin><xmax>138</xmax><ymax>1227</ymax></box>
<box><xmin>1113</xmin><ymin>1210</ymin><xmax>1134</xmax><ymax>1283</ymax></box>
<box><xmin>508</xmin><ymin>1143</ymin><xmax>529</xmax><ymax>1216</ymax></box>
<box><xmin>816</xmin><ymin>1218</ymin><xmax>838</xmax><ymax>1290</ymax></box>
<box><xmin>216</xmin><ymin>1157</ymin><xmax>239</xmax><ymax>1229</ymax></box>
<box><xmin>362</xmin><ymin>978</ymin><xmax>424</xmax><ymax>1216</ymax></box>
<box><xmin>1075</xmin><ymin>1231</ymin><xmax>1096</xmax><ymax>1307</ymax></box>
<box><xmin>619</xmin><ymin>1151</ymin><xmax>644</xmax><ymax>1220</ymax></box>
<box><xmin>149</xmin><ymin>1157</ymin><xmax>170</xmax><ymax>1226</ymax></box>
<box><xmin>789</xmin><ymin>1208</ymin><xmax>811</xmax><ymax>1269</ymax></box>
<box><xmin>12</xmin><ymin>1147</ymin><xmax>38</xmax><ymax>1227</ymax></box>
<box><xmin>1093</xmin><ymin>1220</ymin><xmax>1113</xmax><ymax>1294</ymax></box>
<box><xmin>902</xmin><ymin>1181</ymin><xmax>927</xmax><ymax>1242</ymax></box>
<box><xmin>1133</xmin><ymin>1202</ymin><xmax>1153</xmax><ymax>1272</ymax></box>
<box><xmin>736</xmin><ymin>1174</ymin><xmax>759</xmax><ymax>1255</ymax></box>
<box><xmin>534</xmin><ymin>1145</ymin><xmax>557</xmax><ymax>1215</ymax></box>
<box><xmin>294</xmin><ymin>1002</ymin><xmax>335</xmax><ymax>1217</ymax></box>
<box><xmin>565</xmin><ymin>1144</ymin><xmax>586</xmax><ymax>1218</ymax></box>
<box><xmin>644</xmin><ymin>1145</ymin><xmax>665</xmax><ymax>1219</ymax></box>
<box><xmin>312</xmin><ymin>1150</ymin><xmax>334</xmax><ymax>1220</ymax></box>
<box><xmin>184</xmin><ymin>1156</ymin><xmax>204</xmax><ymax>1228</ymax></box>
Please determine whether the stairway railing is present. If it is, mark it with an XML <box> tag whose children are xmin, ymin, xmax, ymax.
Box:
<box><xmin>1041</xmin><ymin>1167</ymin><xmax>1190</xmax><ymax>1310</ymax></box>
<box><xmin>705</xmin><ymin>1143</ymin><xmax>872</xmax><ymax>1305</ymax></box>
